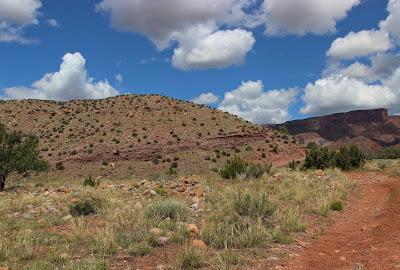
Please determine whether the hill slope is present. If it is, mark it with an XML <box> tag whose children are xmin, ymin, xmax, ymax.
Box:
<box><xmin>0</xmin><ymin>95</ymin><xmax>303</xmax><ymax>178</ymax></box>
<box><xmin>275</xmin><ymin>108</ymin><xmax>400</xmax><ymax>152</ymax></box>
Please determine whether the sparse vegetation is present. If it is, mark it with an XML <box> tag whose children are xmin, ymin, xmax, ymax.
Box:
<box><xmin>369</xmin><ymin>147</ymin><xmax>400</xmax><ymax>160</ymax></box>
<box><xmin>0</xmin><ymin>96</ymin><xmax>360</xmax><ymax>269</ymax></box>
<box><xmin>178</xmin><ymin>248</ymin><xmax>204</xmax><ymax>269</ymax></box>
<box><xmin>330</xmin><ymin>200</ymin><xmax>344</xmax><ymax>211</ymax></box>
<box><xmin>219</xmin><ymin>156</ymin><xmax>272</xmax><ymax>179</ymax></box>
<box><xmin>55</xmin><ymin>161</ymin><xmax>65</xmax><ymax>171</ymax></box>
<box><xmin>83</xmin><ymin>175</ymin><xmax>100</xmax><ymax>187</ymax></box>
<box><xmin>144</xmin><ymin>199</ymin><xmax>188</xmax><ymax>221</ymax></box>
<box><xmin>303</xmin><ymin>143</ymin><xmax>365</xmax><ymax>171</ymax></box>
<box><xmin>70</xmin><ymin>198</ymin><xmax>98</xmax><ymax>216</ymax></box>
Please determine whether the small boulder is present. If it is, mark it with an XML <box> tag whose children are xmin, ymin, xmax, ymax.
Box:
<box><xmin>156</xmin><ymin>236</ymin><xmax>170</xmax><ymax>246</ymax></box>
<box><xmin>187</xmin><ymin>224</ymin><xmax>199</xmax><ymax>235</ymax></box>
<box><xmin>191</xmin><ymin>239</ymin><xmax>207</xmax><ymax>249</ymax></box>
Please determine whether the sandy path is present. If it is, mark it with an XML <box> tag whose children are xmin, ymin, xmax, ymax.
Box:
<box><xmin>284</xmin><ymin>171</ymin><xmax>400</xmax><ymax>270</ymax></box>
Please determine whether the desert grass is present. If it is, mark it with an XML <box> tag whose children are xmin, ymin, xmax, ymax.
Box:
<box><xmin>0</xmin><ymin>168</ymin><xmax>352</xmax><ymax>269</ymax></box>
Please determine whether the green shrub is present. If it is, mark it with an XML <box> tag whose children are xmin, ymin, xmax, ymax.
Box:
<box><xmin>330</xmin><ymin>200</ymin><xmax>343</xmax><ymax>211</ymax></box>
<box><xmin>219</xmin><ymin>156</ymin><xmax>247</xmax><ymax>179</ymax></box>
<box><xmin>83</xmin><ymin>175</ymin><xmax>99</xmax><ymax>187</ymax></box>
<box><xmin>144</xmin><ymin>200</ymin><xmax>188</xmax><ymax>221</ymax></box>
<box><xmin>55</xmin><ymin>161</ymin><xmax>65</xmax><ymax>171</ymax></box>
<box><xmin>219</xmin><ymin>157</ymin><xmax>271</xmax><ymax>179</ymax></box>
<box><xmin>303</xmin><ymin>143</ymin><xmax>335</xmax><ymax>170</ymax></box>
<box><xmin>0</xmin><ymin>124</ymin><xmax>49</xmax><ymax>190</ymax></box>
<box><xmin>335</xmin><ymin>146</ymin><xmax>365</xmax><ymax>171</ymax></box>
<box><xmin>246</xmin><ymin>163</ymin><xmax>272</xmax><ymax>178</ymax></box>
<box><xmin>69</xmin><ymin>199</ymin><xmax>97</xmax><ymax>216</ymax></box>
<box><xmin>289</xmin><ymin>160</ymin><xmax>297</xmax><ymax>170</ymax></box>
<box><xmin>303</xmin><ymin>143</ymin><xmax>365</xmax><ymax>171</ymax></box>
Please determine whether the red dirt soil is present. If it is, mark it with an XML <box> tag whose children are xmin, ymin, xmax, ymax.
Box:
<box><xmin>283</xmin><ymin>171</ymin><xmax>400</xmax><ymax>270</ymax></box>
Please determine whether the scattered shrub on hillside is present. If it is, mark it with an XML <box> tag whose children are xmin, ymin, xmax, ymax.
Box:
<box><xmin>170</xmin><ymin>161</ymin><xmax>178</xmax><ymax>169</ymax></box>
<box><xmin>303</xmin><ymin>143</ymin><xmax>365</xmax><ymax>171</ymax></box>
<box><xmin>219</xmin><ymin>156</ymin><xmax>271</xmax><ymax>179</ymax></box>
<box><xmin>55</xmin><ymin>161</ymin><xmax>65</xmax><ymax>171</ymax></box>
<box><xmin>83</xmin><ymin>175</ymin><xmax>99</xmax><ymax>187</ymax></box>
<box><xmin>288</xmin><ymin>160</ymin><xmax>297</xmax><ymax>170</ymax></box>
<box><xmin>245</xmin><ymin>145</ymin><xmax>253</xmax><ymax>151</ymax></box>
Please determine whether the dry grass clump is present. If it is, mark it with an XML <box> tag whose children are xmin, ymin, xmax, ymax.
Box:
<box><xmin>201</xmin><ymin>168</ymin><xmax>351</xmax><ymax>248</ymax></box>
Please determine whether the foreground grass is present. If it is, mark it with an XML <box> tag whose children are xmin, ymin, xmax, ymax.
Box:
<box><xmin>0</xmin><ymin>168</ymin><xmax>352</xmax><ymax>269</ymax></box>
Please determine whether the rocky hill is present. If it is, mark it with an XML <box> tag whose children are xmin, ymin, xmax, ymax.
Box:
<box><xmin>274</xmin><ymin>108</ymin><xmax>400</xmax><ymax>152</ymax></box>
<box><xmin>0</xmin><ymin>95</ymin><xmax>303</xmax><ymax>178</ymax></box>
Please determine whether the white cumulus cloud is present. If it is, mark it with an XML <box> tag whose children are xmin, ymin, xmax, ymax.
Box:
<box><xmin>379</xmin><ymin>0</ymin><xmax>400</xmax><ymax>44</ymax></box>
<box><xmin>301</xmin><ymin>76</ymin><xmax>398</xmax><ymax>116</ymax></box>
<box><xmin>218</xmin><ymin>80</ymin><xmax>298</xmax><ymax>124</ymax></box>
<box><xmin>192</xmin><ymin>92</ymin><xmax>220</xmax><ymax>105</ymax></box>
<box><xmin>304</xmin><ymin>0</ymin><xmax>400</xmax><ymax>117</ymax></box>
<box><xmin>97</xmin><ymin>0</ymin><xmax>256</xmax><ymax>70</ymax></box>
<box><xmin>96</xmin><ymin>0</ymin><xmax>251</xmax><ymax>49</ymax></box>
<box><xmin>0</xmin><ymin>0</ymin><xmax>42</xmax><ymax>43</ymax></box>
<box><xmin>97</xmin><ymin>0</ymin><xmax>362</xmax><ymax>69</ymax></box>
<box><xmin>262</xmin><ymin>0</ymin><xmax>361</xmax><ymax>36</ymax></box>
<box><xmin>327</xmin><ymin>30</ymin><xmax>393</xmax><ymax>59</ymax></box>
<box><xmin>172</xmin><ymin>28</ymin><xmax>255</xmax><ymax>70</ymax></box>
<box><xmin>2</xmin><ymin>52</ymin><xmax>119</xmax><ymax>101</ymax></box>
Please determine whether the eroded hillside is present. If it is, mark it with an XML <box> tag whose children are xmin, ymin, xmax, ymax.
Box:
<box><xmin>0</xmin><ymin>95</ymin><xmax>304</xmax><ymax>178</ymax></box>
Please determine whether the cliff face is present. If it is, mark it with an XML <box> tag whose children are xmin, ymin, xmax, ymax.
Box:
<box><xmin>278</xmin><ymin>109</ymin><xmax>400</xmax><ymax>151</ymax></box>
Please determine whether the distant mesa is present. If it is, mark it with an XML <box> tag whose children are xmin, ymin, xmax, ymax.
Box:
<box><xmin>272</xmin><ymin>108</ymin><xmax>400</xmax><ymax>152</ymax></box>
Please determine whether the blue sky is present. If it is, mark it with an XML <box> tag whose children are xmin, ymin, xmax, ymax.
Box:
<box><xmin>0</xmin><ymin>0</ymin><xmax>399</xmax><ymax>123</ymax></box>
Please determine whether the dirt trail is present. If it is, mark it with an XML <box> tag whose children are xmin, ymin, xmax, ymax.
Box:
<box><xmin>284</xmin><ymin>171</ymin><xmax>400</xmax><ymax>270</ymax></box>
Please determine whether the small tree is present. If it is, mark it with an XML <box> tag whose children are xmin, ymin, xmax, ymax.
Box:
<box><xmin>0</xmin><ymin>124</ymin><xmax>49</xmax><ymax>191</ymax></box>
<box><xmin>303</xmin><ymin>143</ymin><xmax>335</xmax><ymax>170</ymax></box>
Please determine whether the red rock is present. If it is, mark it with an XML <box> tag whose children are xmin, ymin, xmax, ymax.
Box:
<box><xmin>191</xmin><ymin>239</ymin><xmax>207</xmax><ymax>249</ymax></box>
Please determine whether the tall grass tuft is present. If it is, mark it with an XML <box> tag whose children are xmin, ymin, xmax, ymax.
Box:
<box><xmin>144</xmin><ymin>199</ymin><xmax>188</xmax><ymax>221</ymax></box>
